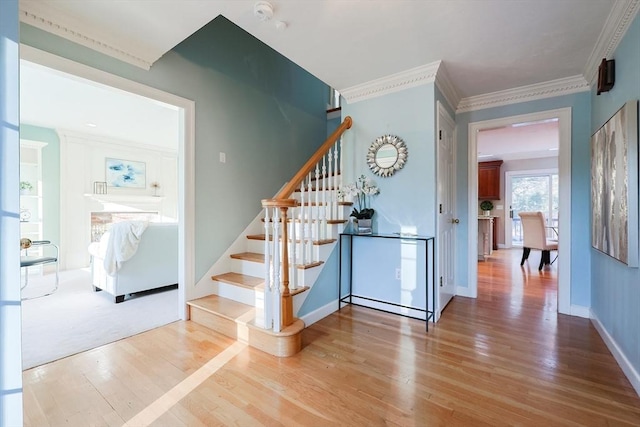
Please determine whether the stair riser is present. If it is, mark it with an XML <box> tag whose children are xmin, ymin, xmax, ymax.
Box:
<box><xmin>231</xmin><ymin>258</ymin><xmax>266</xmax><ymax>279</ymax></box>
<box><xmin>190</xmin><ymin>305</ymin><xmax>239</xmax><ymax>339</ymax></box>
<box><xmin>213</xmin><ymin>281</ymin><xmax>257</xmax><ymax>306</ymax></box>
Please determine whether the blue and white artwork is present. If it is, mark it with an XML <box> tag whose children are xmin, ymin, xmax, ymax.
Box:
<box><xmin>105</xmin><ymin>158</ymin><xmax>146</xmax><ymax>188</ymax></box>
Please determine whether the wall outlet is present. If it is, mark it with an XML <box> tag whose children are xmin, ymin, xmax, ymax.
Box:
<box><xmin>395</xmin><ymin>268</ymin><xmax>401</xmax><ymax>280</ymax></box>
<box><xmin>219</xmin><ymin>152</ymin><xmax>226</xmax><ymax>163</ymax></box>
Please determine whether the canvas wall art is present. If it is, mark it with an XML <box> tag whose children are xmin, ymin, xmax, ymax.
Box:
<box><xmin>591</xmin><ymin>100</ymin><xmax>639</xmax><ymax>267</ymax></box>
<box><xmin>105</xmin><ymin>158</ymin><xmax>146</xmax><ymax>188</ymax></box>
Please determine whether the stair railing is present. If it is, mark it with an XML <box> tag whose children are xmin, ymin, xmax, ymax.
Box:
<box><xmin>261</xmin><ymin>116</ymin><xmax>352</xmax><ymax>332</ymax></box>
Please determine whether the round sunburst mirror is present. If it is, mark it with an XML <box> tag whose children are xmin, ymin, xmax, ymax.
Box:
<box><xmin>366</xmin><ymin>135</ymin><xmax>408</xmax><ymax>177</ymax></box>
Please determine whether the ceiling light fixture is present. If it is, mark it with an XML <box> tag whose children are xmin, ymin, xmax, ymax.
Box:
<box><xmin>254</xmin><ymin>1</ymin><xmax>274</xmax><ymax>21</ymax></box>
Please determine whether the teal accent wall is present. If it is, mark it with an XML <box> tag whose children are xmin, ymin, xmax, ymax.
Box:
<box><xmin>299</xmin><ymin>84</ymin><xmax>437</xmax><ymax>316</ymax></box>
<box><xmin>21</xmin><ymin>16</ymin><xmax>330</xmax><ymax>281</ymax></box>
<box><xmin>590</xmin><ymin>11</ymin><xmax>640</xmax><ymax>381</ymax></box>
<box><xmin>456</xmin><ymin>92</ymin><xmax>592</xmax><ymax>308</ymax></box>
<box><xmin>0</xmin><ymin>0</ymin><xmax>24</xmax><ymax>423</ymax></box>
<box><xmin>20</xmin><ymin>124</ymin><xmax>60</xmax><ymax>246</ymax></box>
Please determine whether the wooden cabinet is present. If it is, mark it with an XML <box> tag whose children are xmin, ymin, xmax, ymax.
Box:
<box><xmin>478</xmin><ymin>160</ymin><xmax>503</xmax><ymax>200</ymax></box>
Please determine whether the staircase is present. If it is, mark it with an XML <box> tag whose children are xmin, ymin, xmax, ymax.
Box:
<box><xmin>187</xmin><ymin>117</ymin><xmax>353</xmax><ymax>357</ymax></box>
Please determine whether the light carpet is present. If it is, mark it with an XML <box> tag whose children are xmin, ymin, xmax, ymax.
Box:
<box><xmin>21</xmin><ymin>268</ymin><xmax>179</xmax><ymax>370</ymax></box>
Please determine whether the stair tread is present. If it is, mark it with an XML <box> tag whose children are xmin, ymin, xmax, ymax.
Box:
<box><xmin>187</xmin><ymin>295</ymin><xmax>253</xmax><ymax>321</ymax></box>
<box><xmin>230</xmin><ymin>252</ymin><xmax>264</xmax><ymax>263</ymax></box>
<box><xmin>211</xmin><ymin>272</ymin><xmax>264</xmax><ymax>289</ymax></box>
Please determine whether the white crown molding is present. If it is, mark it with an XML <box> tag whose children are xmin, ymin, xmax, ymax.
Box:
<box><xmin>340</xmin><ymin>61</ymin><xmax>441</xmax><ymax>104</ymax></box>
<box><xmin>583</xmin><ymin>0</ymin><xmax>640</xmax><ymax>85</ymax></box>
<box><xmin>19</xmin><ymin>5</ymin><xmax>154</xmax><ymax>70</ymax></box>
<box><xmin>456</xmin><ymin>75</ymin><xmax>590</xmax><ymax>113</ymax></box>
<box><xmin>434</xmin><ymin>61</ymin><xmax>461</xmax><ymax>112</ymax></box>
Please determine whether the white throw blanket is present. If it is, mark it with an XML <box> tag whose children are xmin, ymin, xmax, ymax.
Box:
<box><xmin>101</xmin><ymin>221</ymin><xmax>148</xmax><ymax>276</ymax></box>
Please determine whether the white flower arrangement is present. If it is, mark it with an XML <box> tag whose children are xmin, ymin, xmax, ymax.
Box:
<box><xmin>342</xmin><ymin>174</ymin><xmax>380</xmax><ymax>219</ymax></box>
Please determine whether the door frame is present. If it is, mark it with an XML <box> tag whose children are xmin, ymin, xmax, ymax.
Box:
<box><xmin>20</xmin><ymin>44</ymin><xmax>195</xmax><ymax>320</ymax></box>
<box><xmin>467</xmin><ymin>108</ymin><xmax>571</xmax><ymax>315</ymax></box>
<box><xmin>504</xmin><ymin>168</ymin><xmax>558</xmax><ymax>249</ymax></box>
<box><xmin>436</xmin><ymin>101</ymin><xmax>457</xmax><ymax>320</ymax></box>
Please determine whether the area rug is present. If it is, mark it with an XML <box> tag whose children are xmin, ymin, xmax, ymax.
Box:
<box><xmin>21</xmin><ymin>268</ymin><xmax>179</xmax><ymax>370</ymax></box>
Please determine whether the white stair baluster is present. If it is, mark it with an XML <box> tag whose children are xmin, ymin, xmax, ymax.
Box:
<box><xmin>321</xmin><ymin>155</ymin><xmax>327</xmax><ymax>241</ymax></box>
<box><xmin>289</xmin><ymin>206</ymin><xmax>297</xmax><ymax>290</ymax></box>
<box><xmin>299</xmin><ymin>182</ymin><xmax>306</xmax><ymax>267</ymax></box>
<box><xmin>339</xmin><ymin>137</ymin><xmax>344</xmax><ymax>220</ymax></box>
<box><xmin>314</xmin><ymin>164</ymin><xmax>320</xmax><ymax>260</ymax></box>
<box><xmin>327</xmin><ymin>148</ymin><xmax>334</xmax><ymax>239</ymax></box>
<box><xmin>272</xmin><ymin>207</ymin><xmax>281</xmax><ymax>333</ymax></box>
<box><xmin>334</xmin><ymin>141</ymin><xmax>339</xmax><ymax>219</ymax></box>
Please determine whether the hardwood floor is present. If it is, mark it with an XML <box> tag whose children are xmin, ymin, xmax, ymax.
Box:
<box><xmin>23</xmin><ymin>249</ymin><xmax>640</xmax><ymax>426</ymax></box>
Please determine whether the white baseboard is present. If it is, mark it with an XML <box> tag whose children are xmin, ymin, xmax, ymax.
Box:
<box><xmin>591</xmin><ymin>311</ymin><xmax>640</xmax><ymax>397</ymax></box>
<box><xmin>300</xmin><ymin>299</ymin><xmax>338</xmax><ymax>327</ymax></box>
<box><xmin>498</xmin><ymin>243</ymin><xmax>508</xmax><ymax>249</ymax></box>
<box><xmin>456</xmin><ymin>285</ymin><xmax>477</xmax><ymax>298</ymax></box>
<box><xmin>570</xmin><ymin>304</ymin><xmax>591</xmax><ymax>318</ymax></box>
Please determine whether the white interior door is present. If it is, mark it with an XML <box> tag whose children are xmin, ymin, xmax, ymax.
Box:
<box><xmin>437</xmin><ymin>103</ymin><xmax>456</xmax><ymax>317</ymax></box>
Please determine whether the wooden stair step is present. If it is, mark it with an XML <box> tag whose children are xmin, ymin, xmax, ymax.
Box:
<box><xmin>246</xmin><ymin>234</ymin><xmax>336</xmax><ymax>245</ymax></box>
<box><xmin>230</xmin><ymin>252</ymin><xmax>264</xmax><ymax>263</ymax></box>
<box><xmin>211</xmin><ymin>272</ymin><xmax>263</xmax><ymax>290</ymax></box>
<box><xmin>187</xmin><ymin>295</ymin><xmax>304</xmax><ymax>357</ymax></box>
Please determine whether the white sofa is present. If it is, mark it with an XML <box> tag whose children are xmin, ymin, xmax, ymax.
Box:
<box><xmin>89</xmin><ymin>223</ymin><xmax>178</xmax><ymax>303</ymax></box>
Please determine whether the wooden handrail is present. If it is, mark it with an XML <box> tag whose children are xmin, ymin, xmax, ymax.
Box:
<box><xmin>274</xmin><ymin>116</ymin><xmax>352</xmax><ymax>200</ymax></box>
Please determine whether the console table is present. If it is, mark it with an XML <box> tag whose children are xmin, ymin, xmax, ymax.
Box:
<box><xmin>338</xmin><ymin>233</ymin><xmax>435</xmax><ymax>331</ymax></box>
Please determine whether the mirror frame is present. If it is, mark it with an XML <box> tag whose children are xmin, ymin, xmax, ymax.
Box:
<box><xmin>366</xmin><ymin>134</ymin><xmax>408</xmax><ymax>177</ymax></box>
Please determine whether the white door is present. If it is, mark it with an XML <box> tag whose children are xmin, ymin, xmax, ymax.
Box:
<box><xmin>437</xmin><ymin>103</ymin><xmax>456</xmax><ymax>317</ymax></box>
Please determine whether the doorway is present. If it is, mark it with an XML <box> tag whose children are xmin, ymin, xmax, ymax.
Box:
<box><xmin>467</xmin><ymin>108</ymin><xmax>571</xmax><ymax>315</ymax></box>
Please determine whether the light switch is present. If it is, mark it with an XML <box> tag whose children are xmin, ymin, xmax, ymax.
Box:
<box><xmin>219</xmin><ymin>152</ymin><xmax>226</xmax><ymax>163</ymax></box>
<box><xmin>496</xmin><ymin>204</ymin><xmax>503</xmax><ymax>210</ymax></box>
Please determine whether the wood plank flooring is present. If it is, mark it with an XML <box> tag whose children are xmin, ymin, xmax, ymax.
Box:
<box><xmin>23</xmin><ymin>249</ymin><xmax>640</xmax><ymax>426</ymax></box>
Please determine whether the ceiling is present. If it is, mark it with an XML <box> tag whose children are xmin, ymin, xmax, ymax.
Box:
<box><xmin>477</xmin><ymin>120</ymin><xmax>559</xmax><ymax>162</ymax></box>
<box><xmin>20</xmin><ymin>0</ymin><xmax>634</xmax><ymax>104</ymax></box>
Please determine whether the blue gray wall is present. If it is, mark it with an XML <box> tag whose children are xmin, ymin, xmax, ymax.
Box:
<box><xmin>299</xmin><ymin>84</ymin><xmax>437</xmax><ymax>316</ymax></box>
<box><xmin>20</xmin><ymin>16</ymin><xmax>330</xmax><ymax>281</ymax></box>
<box><xmin>20</xmin><ymin>124</ymin><xmax>61</xmax><ymax>247</ymax></box>
<box><xmin>0</xmin><ymin>1</ymin><xmax>23</xmax><ymax>424</ymax></box>
<box><xmin>590</xmin><ymin>12</ymin><xmax>640</xmax><ymax>380</ymax></box>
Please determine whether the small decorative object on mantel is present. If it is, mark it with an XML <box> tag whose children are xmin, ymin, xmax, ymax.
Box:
<box><xmin>93</xmin><ymin>181</ymin><xmax>107</xmax><ymax>195</ymax></box>
<box><xmin>343</xmin><ymin>174</ymin><xmax>380</xmax><ymax>234</ymax></box>
<box><xmin>150</xmin><ymin>181</ymin><xmax>161</xmax><ymax>197</ymax></box>
<box><xmin>367</xmin><ymin>134</ymin><xmax>408</xmax><ymax>177</ymax></box>
<box><xmin>480</xmin><ymin>200</ymin><xmax>493</xmax><ymax>216</ymax></box>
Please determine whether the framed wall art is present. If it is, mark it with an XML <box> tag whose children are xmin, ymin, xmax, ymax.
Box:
<box><xmin>105</xmin><ymin>158</ymin><xmax>146</xmax><ymax>188</ymax></box>
<box><xmin>591</xmin><ymin>100</ymin><xmax>639</xmax><ymax>267</ymax></box>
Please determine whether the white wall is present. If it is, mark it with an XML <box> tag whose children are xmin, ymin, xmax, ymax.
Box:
<box><xmin>59</xmin><ymin>130</ymin><xmax>178</xmax><ymax>269</ymax></box>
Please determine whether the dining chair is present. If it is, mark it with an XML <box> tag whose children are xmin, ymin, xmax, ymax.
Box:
<box><xmin>518</xmin><ymin>211</ymin><xmax>558</xmax><ymax>270</ymax></box>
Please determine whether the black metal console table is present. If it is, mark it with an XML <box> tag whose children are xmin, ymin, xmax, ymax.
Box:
<box><xmin>338</xmin><ymin>232</ymin><xmax>435</xmax><ymax>331</ymax></box>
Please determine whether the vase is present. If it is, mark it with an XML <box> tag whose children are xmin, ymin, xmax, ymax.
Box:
<box><xmin>483</xmin><ymin>210</ymin><xmax>491</xmax><ymax>216</ymax></box>
<box><xmin>357</xmin><ymin>218</ymin><xmax>372</xmax><ymax>234</ymax></box>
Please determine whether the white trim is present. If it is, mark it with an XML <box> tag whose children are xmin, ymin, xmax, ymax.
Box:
<box><xmin>300</xmin><ymin>299</ymin><xmax>339</xmax><ymax>327</ymax></box>
<box><xmin>434</xmin><ymin>62</ymin><xmax>461</xmax><ymax>113</ymax></box>
<box><xmin>19</xmin><ymin>6</ymin><xmax>153</xmax><ymax>70</ymax></box>
<box><xmin>340</xmin><ymin>61</ymin><xmax>440</xmax><ymax>104</ymax></box>
<box><xmin>457</xmin><ymin>76</ymin><xmax>589</xmax><ymax>113</ymax></box>
<box><xmin>455</xmin><ymin>285</ymin><xmax>475</xmax><ymax>298</ymax></box>
<box><xmin>21</xmin><ymin>44</ymin><xmax>196</xmax><ymax>320</ymax></box>
<box><xmin>583</xmin><ymin>0</ymin><xmax>640</xmax><ymax>85</ymax></box>
<box><xmin>468</xmin><ymin>108</ymin><xmax>571</xmax><ymax>315</ymax></box>
<box><xmin>591</xmin><ymin>310</ymin><xmax>640</xmax><ymax>397</ymax></box>
<box><xmin>570</xmin><ymin>305</ymin><xmax>591</xmax><ymax>319</ymax></box>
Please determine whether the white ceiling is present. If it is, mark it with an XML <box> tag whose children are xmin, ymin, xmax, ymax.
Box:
<box><xmin>20</xmin><ymin>0</ymin><xmax>629</xmax><ymax>101</ymax></box>
<box><xmin>18</xmin><ymin>0</ymin><xmax>637</xmax><ymax>151</ymax></box>
<box><xmin>20</xmin><ymin>61</ymin><xmax>180</xmax><ymax>149</ymax></box>
<box><xmin>477</xmin><ymin>120</ymin><xmax>559</xmax><ymax>162</ymax></box>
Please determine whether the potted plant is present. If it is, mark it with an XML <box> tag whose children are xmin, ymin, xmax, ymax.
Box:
<box><xmin>342</xmin><ymin>175</ymin><xmax>380</xmax><ymax>234</ymax></box>
<box><xmin>19</xmin><ymin>181</ymin><xmax>33</xmax><ymax>195</ymax></box>
<box><xmin>480</xmin><ymin>200</ymin><xmax>494</xmax><ymax>216</ymax></box>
